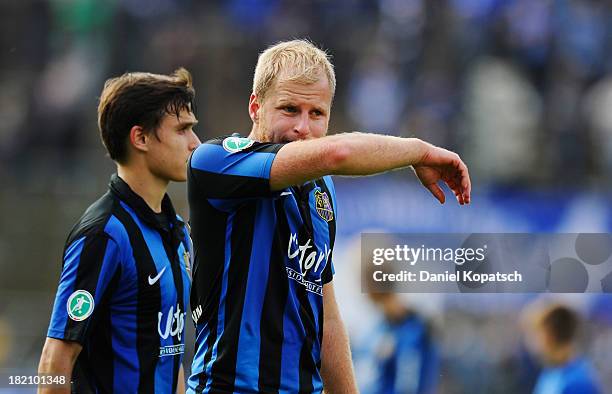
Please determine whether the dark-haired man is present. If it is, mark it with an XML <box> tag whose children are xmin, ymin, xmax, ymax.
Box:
<box><xmin>524</xmin><ymin>303</ymin><xmax>602</xmax><ymax>394</ymax></box>
<box><xmin>38</xmin><ymin>68</ymin><xmax>200</xmax><ymax>393</ymax></box>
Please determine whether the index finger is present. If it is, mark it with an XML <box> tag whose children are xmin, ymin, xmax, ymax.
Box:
<box><xmin>457</xmin><ymin>159</ymin><xmax>471</xmax><ymax>203</ymax></box>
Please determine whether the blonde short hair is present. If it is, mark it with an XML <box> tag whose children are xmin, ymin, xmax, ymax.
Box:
<box><xmin>252</xmin><ymin>39</ymin><xmax>336</xmax><ymax>102</ymax></box>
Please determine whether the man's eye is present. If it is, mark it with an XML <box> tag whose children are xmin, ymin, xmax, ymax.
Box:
<box><xmin>312</xmin><ymin>110</ymin><xmax>323</xmax><ymax>116</ymax></box>
<box><xmin>283</xmin><ymin>106</ymin><xmax>297</xmax><ymax>113</ymax></box>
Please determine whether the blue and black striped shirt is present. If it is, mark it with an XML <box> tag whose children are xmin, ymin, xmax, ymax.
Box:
<box><xmin>187</xmin><ymin>135</ymin><xmax>337</xmax><ymax>393</ymax></box>
<box><xmin>47</xmin><ymin>174</ymin><xmax>192</xmax><ymax>393</ymax></box>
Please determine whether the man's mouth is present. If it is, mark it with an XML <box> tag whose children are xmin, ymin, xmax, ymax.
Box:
<box><xmin>280</xmin><ymin>135</ymin><xmax>302</xmax><ymax>143</ymax></box>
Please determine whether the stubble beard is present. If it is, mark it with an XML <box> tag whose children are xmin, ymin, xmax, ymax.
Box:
<box><xmin>252</xmin><ymin>121</ymin><xmax>272</xmax><ymax>143</ymax></box>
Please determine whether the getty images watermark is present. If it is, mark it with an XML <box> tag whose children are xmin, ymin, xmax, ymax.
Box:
<box><xmin>361</xmin><ymin>233</ymin><xmax>612</xmax><ymax>293</ymax></box>
<box><xmin>371</xmin><ymin>243</ymin><xmax>523</xmax><ymax>284</ymax></box>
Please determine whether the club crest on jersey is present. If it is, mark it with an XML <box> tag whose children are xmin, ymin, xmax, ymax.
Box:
<box><xmin>222</xmin><ymin>136</ymin><xmax>254</xmax><ymax>153</ymax></box>
<box><xmin>183</xmin><ymin>250</ymin><xmax>191</xmax><ymax>274</ymax></box>
<box><xmin>314</xmin><ymin>190</ymin><xmax>333</xmax><ymax>222</ymax></box>
<box><xmin>66</xmin><ymin>290</ymin><xmax>94</xmax><ymax>321</ymax></box>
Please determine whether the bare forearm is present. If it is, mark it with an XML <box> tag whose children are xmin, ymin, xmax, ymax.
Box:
<box><xmin>320</xmin><ymin>318</ymin><xmax>358</xmax><ymax>394</ymax></box>
<box><xmin>38</xmin><ymin>338</ymin><xmax>80</xmax><ymax>394</ymax></box>
<box><xmin>177</xmin><ymin>364</ymin><xmax>186</xmax><ymax>393</ymax></box>
<box><xmin>37</xmin><ymin>356</ymin><xmax>72</xmax><ymax>394</ymax></box>
<box><xmin>328</xmin><ymin>133</ymin><xmax>426</xmax><ymax>176</ymax></box>
<box><xmin>271</xmin><ymin>133</ymin><xmax>427</xmax><ymax>190</ymax></box>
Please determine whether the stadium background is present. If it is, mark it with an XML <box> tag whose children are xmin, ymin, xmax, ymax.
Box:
<box><xmin>1</xmin><ymin>0</ymin><xmax>612</xmax><ymax>392</ymax></box>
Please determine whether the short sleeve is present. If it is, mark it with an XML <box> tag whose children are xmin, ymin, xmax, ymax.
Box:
<box><xmin>47</xmin><ymin>233</ymin><xmax>121</xmax><ymax>344</ymax></box>
<box><xmin>321</xmin><ymin>257</ymin><xmax>335</xmax><ymax>284</ymax></box>
<box><xmin>188</xmin><ymin>136</ymin><xmax>283</xmax><ymax>211</ymax></box>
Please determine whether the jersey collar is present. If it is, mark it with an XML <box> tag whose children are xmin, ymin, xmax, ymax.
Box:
<box><xmin>109</xmin><ymin>174</ymin><xmax>183</xmax><ymax>235</ymax></box>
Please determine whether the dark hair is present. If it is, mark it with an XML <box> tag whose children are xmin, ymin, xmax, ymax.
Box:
<box><xmin>540</xmin><ymin>304</ymin><xmax>579</xmax><ymax>346</ymax></box>
<box><xmin>97</xmin><ymin>68</ymin><xmax>195</xmax><ymax>163</ymax></box>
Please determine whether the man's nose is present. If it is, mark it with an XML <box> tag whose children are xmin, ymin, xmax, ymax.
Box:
<box><xmin>293</xmin><ymin>112</ymin><xmax>312</xmax><ymax>138</ymax></box>
<box><xmin>189</xmin><ymin>131</ymin><xmax>201</xmax><ymax>150</ymax></box>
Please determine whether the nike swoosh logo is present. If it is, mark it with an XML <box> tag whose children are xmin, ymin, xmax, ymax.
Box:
<box><xmin>148</xmin><ymin>266</ymin><xmax>167</xmax><ymax>285</ymax></box>
<box><xmin>280</xmin><ymin>191</ymin><xmax>292</xmax><ymax>196</ymax></box>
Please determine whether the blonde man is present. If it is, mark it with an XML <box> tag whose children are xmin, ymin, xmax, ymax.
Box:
<box><xmin>39</xmin><ymin>69</ymin><xmax>200</xmax><ymax>393</ymax></box>
<box><xmin>187</xmin><ymin>40</ymin><xmax>470</xmax><ymax>393</ymax></box>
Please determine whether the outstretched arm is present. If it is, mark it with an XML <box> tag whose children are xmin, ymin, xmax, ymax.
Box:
<box><xmin>270</xmin><ymin>133</ymin><xmax>470</xmax><ymax>204</ymax></box>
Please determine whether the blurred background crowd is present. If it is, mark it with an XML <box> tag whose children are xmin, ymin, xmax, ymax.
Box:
<box><xmin>1</xmin><ymin>0</ymin><xmax>612</xmax><ymax>393</ymax></box>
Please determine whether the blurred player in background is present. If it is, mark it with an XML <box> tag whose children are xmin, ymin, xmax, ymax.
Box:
<box><xmin>38</xmin><ymin>69</ymin><xmax>200</xmax><ymax>393</ymax></box>
<box><xmin>358</xmin><ymin>292</ymin><xmax>439</xmax><ymax>394</ymax></box>
<box><xmin>187</xmin><ymin>39</ymin><xmax>470</xmax><ymax>393</ymax></box>
<box><xmin>523</xmin><ymin>302</ymin><xmax>602</xmax><ymax>394</ymax></box>
<box><xmin>355</xmin><ymin>263</ymin><xmax>439</xmax><ymax>394</ymax></box>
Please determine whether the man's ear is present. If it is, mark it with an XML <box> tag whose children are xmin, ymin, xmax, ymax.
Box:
<box><xmin>248</xmin><ymin>94</ymin><xmax>260</xmax><ymax>123</ymax></box>
<box><xmin>129</xmin><ymin>125</ymin><xmax>149</xmax><ymax>153</ymax></box>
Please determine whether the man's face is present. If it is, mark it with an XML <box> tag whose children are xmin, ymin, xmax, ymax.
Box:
<box><xmin>146</xmin><ymin>109</ymin><xmax>200</xmax><ymax>182</ymax></box>
<box><xmin>524</xmin><ymin>322</ymin><xmax>556</xmax><ymax>365</ymax></box>
<box><xmin>250</xmin><ymin>75</ymin><xmax>332</xmax><ymax>143</ymax></box>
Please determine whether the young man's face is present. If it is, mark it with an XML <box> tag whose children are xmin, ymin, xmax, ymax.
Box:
<box><xmin>146</xmin><ymin>109</ymin><xmax>200</xmax><ymax>182</ymax></box>
<box><xmin>250</xmin><ymin>74</ymin><xmax>332</xmax><ymax>143</ymax></box>
<box><xmin>524</xmin><ymin>321</ymin><xmax>558</xmax><ymax>365</ymax></box>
